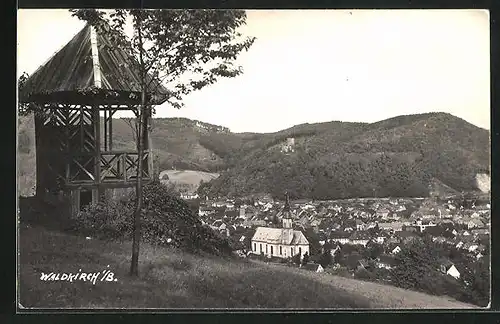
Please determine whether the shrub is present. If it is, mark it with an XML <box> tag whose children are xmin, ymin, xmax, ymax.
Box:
<box><xmin>72</xmin><ymin>199</ymin><xmax>133</xmax><ymax>241</ymax></box>
<box><xmin>71</xmin><ymin>182</ymin><xmax>233</xmax><ymax>256</ymax></box>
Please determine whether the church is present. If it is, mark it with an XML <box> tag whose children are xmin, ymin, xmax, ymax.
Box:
<box><xmin>251</xmin><ymin>193</ymin><xmax>310</xmax><ymax>259</ymax></box>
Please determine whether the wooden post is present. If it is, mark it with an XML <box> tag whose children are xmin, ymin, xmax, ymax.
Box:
<box><xmin>93</xmin><ymin>104</ymin><xmax>102</xmax><ymax>203</ymax></box>
<box><xmin>71</xmin><ymin>189</ymin><xmax>80</xmax><ymax>216</ymax></box>
<box><xmin>122</xmin><ymin>153</ymin><xmax>127</xmax><ymax>183</ymax></box>
<box><xmin>104</xmin><ymin>105</ymin><xmax>108</xmax><ymax>151</ymax></box>
<box><xmin>34</xmin><ymin>110</ymin><xmax>45</xmax><ymax>198</ymax></box>
<box><xmin>64</xmin><ymin>106</ymin><xmax>70</xmax><ymax>184</ymax></box>
<box><xmin>109</xmin><ymin>106</ymin><xmax>113</xmax><ymax>150</ymax></box>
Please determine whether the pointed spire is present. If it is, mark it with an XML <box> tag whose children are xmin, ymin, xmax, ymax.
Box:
<box><xmin>284</xmin><ymin>191</ymin><xmax>290</xmax><ymax>213</ymax></box>
<box><xmin>282</xmin><ymin>191</ymin><xmax>293</xmax><ymax>229</ymax></box>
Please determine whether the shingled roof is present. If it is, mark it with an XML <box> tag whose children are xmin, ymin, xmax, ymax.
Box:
<box><xmin>20</xmin><ymin>23</ymin><xmax>169</xmax><ymax>106</ymax></box>
<box><xmin>252</xmin><ymin>227</ymin><xmax>309</xmax><ymax>245</ymax></box>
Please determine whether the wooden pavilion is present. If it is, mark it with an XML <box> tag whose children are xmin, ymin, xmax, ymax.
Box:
<box><xmin>19</xmin><ymin>23</ymin><xmax>169</xmax><ymax>215</ymax></box>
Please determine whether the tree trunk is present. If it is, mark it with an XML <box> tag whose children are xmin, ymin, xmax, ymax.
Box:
<box><xmin>130</xmin><ymin>17</ymin><xmax>147</xmax><ymax>277</ymax></box>
<box><xmin>147</xmin><ymin>121</ymin><xmax>156</xmax><ymax>181</ymax></box>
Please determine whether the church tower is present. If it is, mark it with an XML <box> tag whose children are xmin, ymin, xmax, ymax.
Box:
<box><xmin>282</xmin><ymin>192</ymin><xmax>293</xmax><ymax>244</ymax></box>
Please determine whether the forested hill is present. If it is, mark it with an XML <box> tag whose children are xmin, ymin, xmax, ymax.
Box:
<box><xmin>18</xmin><ymin>112</ymin><xmax>490</xmax><ymax>200</ymax></box>
<box><xmin>195</xmin><ymin>112</ymin><xmax>490</xmax><ymax>199</ymax></box>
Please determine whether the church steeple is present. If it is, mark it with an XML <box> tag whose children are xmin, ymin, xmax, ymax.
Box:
<box><xmin>283</xmin><ymin>191</ymin><xmax>291</xmax><ymax>213</ymax></box>
<box><xmin>282</xmin><ymin>191</ymin><xmax>293</xmax><ymax>229</ymax></box>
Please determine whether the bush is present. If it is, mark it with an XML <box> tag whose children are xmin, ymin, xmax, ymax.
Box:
<box><xmin>72</xmin><ymin>199</ymin><xmax>133</xmax><ymax>241</ymax></box>
<box><xmin>72</xmin><ymin>182</ymin><xmax>233</xmax><ymax>256</ymax></box>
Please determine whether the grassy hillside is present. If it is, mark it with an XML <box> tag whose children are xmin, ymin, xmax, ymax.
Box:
<box><xmin>18</xmin><ymin>225</ymin><xmax>476</xmax><ymax>309</ymax></box>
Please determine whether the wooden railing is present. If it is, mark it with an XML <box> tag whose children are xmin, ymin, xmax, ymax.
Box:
<box><xmin>68</xmin><ymin>150</ymin><xmax>150</xmax><ymax>185</ymax></box>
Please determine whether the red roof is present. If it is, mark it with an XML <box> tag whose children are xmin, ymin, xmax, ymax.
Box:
<box><xmin>20</xmin><ymin>23</ymin><xmax>169</xmax><ymax>106</ymax></box>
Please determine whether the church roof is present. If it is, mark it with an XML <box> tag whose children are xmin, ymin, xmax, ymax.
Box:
<box><xmin>20</xmin><ymin>23</ymin><xmax>169</xmax><ymax>106</ymax></box>
<box><xmin>251</xmin><ymin>227</ymin><xmax>309</xmax><ymax>245</ymax></box>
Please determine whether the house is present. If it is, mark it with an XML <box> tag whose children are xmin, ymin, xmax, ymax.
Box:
<box><xmin>468</xmin><ymin>219</ymin><xmax>485</xmax><ymax>229</ymax></box>
<box><xmin>414</xmin><ymin>220</ymin><xmax>437</xmax><ymax>232</ymax></box>
<box><xmin>386</xmin><ymin>236</ymin><xmax>400</xmax><ymax>245</ymax></box>
<box><xmin>378</xmin><ymin>222</ymin><xmax>403</xmax><ymax>232</ymax></box>
<box><xmin>431</xmin><ymin>236</ymin><xmax>447</xmax><ymax>244</ymax></box>
<box><xmin>211</xmin><ymin>201</ymin><xmax>226</xmax><ymax>208</ymax></box>
<box><xmin>374</xmin><ymin>235</ymin><xmax>386</xmax><ymax>244</ymax></box>
<box><xmin>355</xmin><ymin>219</ymin><xmax>365</xmax><ymax>231</ymax></box>
<box><xmin>463</xmin><ymin>243</ymin><xmax>479</xmax><ymax>252</ymax></box>
<box><xmin>439</xmin><ymin>261</ymin><xmax>461</xmax><ymax>279</ymax></box>
<box><xmin>251</xmin><ymin>194</ymin><xmax>309</xmax><ymax>259</ymax></box>
<box><xmin>391</xmin><ymin>245</ymin><xmax>402</xmax><ymax>254</ymax></box>
<box><xmin>198</xmin><ymin>206</ymin><xmax>215</xmax><ymax>217</ymax></box>
<box><xmin>376</xmin><ymin>255</ymin><xmax>397</xmax><ymax>270</ymax></box>
<box><xmin>471</xmin><ymin>228</ymin><xmax>489</xmax><ymax>236</ymax></box>
<box><xmin>376</xmin><ymin>208</ymin><xmax>391</xmax><ymax>218</ymax></box>
<box><xmin>181</xmin><ymin>193</ymin><xmax>199</xmax><ymax>200</ymax></box>
<box><xmin>329</xmin><ymin>231</ymin><xmax>351</xmax><ymax>245</ymax></box>
<box><xmin>396</xmin><ymin>230</ymin><xmax>420</xmax><ymax>243</ymax></box>
<box><xmin>302</xmin><ymin>263</ymin><xmax>324</xmax><ymax>273</ymax></box>
<box><xmin>329</xmin><ymin>244</ymin><xmax>341</xmax><ymax>257</ymax></box>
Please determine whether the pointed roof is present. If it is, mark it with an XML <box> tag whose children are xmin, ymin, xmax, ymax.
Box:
<box><xmin>280</xmin><ymin>191</ymin><xmax>293</xmax><ymax>220</ymax></box>
<box><xmin>20</xmin><ymin>24</ymin><xmax>169</xmax><ymax>106</ymax></box>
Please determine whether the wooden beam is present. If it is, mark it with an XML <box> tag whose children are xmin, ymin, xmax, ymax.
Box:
<box><xmin>65</xmin><ymin>179</ymin><xmax>151</xmax><ymax>190</ymax></box>
<box><xmin>90</xmin><ymin>25</ymin><xmax>102</xmax><ymax>88</ymax></box>
<box><xmin>80</xmin><ymin>105</ymin><xmax>84</xmax><ymax>151</ymax></box>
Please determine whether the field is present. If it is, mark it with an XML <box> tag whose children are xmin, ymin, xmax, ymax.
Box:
<box><xmin>159</xmin><ymin>170</ymin><xmax>219</xmax><ymax>193</ymax></box>
<box><xmin>18</xmin><ymin>224</ymin><xmax>477</xmax><ymax>309</ymax></box>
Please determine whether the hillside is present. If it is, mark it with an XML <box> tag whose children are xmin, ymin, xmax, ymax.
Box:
<box><xmin>111</xmin><ymin>117</ymin><xmax>239</xmax><ymax>172</ymax></box>
<box><xmin>17</xmin><ymin>112</ymin><xmax>490</xmax><ymax>200</ymax></box>
<box><xmin>18</xmin><ymin>225</ymin><xmax>477</xmax><ymax>309</ymax></box>
<box><xmin>199</xmin><ymin>113</ymin><xmax>490</xmax><ymax>199</ymax></box>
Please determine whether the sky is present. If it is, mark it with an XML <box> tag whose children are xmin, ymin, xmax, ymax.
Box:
<box><xmin>17</xmin><ymin>9</ymin><xmax>490</xmax><ymax>133</ymax></box>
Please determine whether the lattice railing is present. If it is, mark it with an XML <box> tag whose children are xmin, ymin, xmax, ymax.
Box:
<box><xmin>68</xmin><ymin>150</ymin><xmax>150</xmax><ymax>184</ymax></box>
